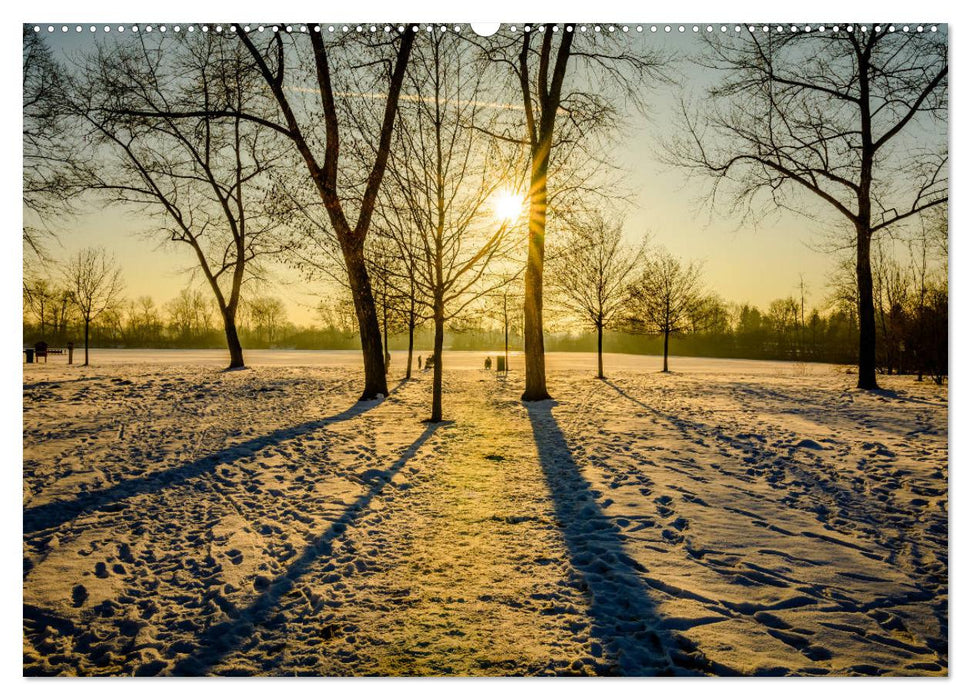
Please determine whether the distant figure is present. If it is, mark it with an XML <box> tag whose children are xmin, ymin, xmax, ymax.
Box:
<box><xmin>485</xmin><ymin>356</ymin><xmax>492</xmax><ymax>370</ymax></box>
<box><xmin>417</xmin><ymin>355</ymin><xmax>423</xmax><ymax>370</ymax></box>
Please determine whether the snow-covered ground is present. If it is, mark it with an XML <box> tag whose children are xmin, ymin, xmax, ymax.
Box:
<box><xmin>22</xmin><ymin>353</ymin><xmax>948</xmax><ymax>676</ymax></box>
<box><xmin>47</xmin><ymin>347</ymin><xmax>843</xmax><ymax>375</ymax></box>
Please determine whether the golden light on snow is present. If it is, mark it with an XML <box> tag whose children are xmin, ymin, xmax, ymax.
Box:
<box><xmin>492</xmin><ymin>189</ymin><xmax>525</xmax><ymax>224</ymax></box>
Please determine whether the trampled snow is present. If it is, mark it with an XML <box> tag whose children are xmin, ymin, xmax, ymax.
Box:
<box><xmin>22</xmin><ymin>352</ymin><xmax>947</xmax><ymax>676</ymax></box>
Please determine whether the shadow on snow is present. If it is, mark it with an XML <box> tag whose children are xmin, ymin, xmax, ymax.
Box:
<box><xmin>24</xmin><ymin>400</ymin><xmax>381</xmax><ymax>536</ymax></box>
<box><xmin>171</xmin><ymin>422</ymin><xmax>441</xmax><ymax>675</ymax></box>
<box><xmin>523</xmin><ymin>400</ymin><xmax>716</xmax><ymax>676</ymax></box>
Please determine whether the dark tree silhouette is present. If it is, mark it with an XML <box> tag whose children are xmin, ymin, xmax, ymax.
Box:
<box><xmin>673</xmin><ymin>27</ymin><xmax>947</xmax><ymax>389</ymax></box>
<box><xmin>548</xmin><ymin>216</ymin><xmax>645</xmax><ymax>378</ymax></box>
<box><xmin>625</xmin><ymin>248</ymin><xmax>703</xmax><ymax>372</ymax></box>
<box><xmin>22</xmin><ymin>27</ymin><xmax>86</xmax><ymax>265</ymax></box>
<box><xmin>77</xmin><ymin>33</ymin><xmax>291</xmax><ymax>369</ymax></box>
<box><xmin>477</xmin><ymin>24</ymin><xmax>668</xmax><ymax>400</ymax></box>
<box><xmin>63</xmin><ymin>248</ymin><xmax>124</xmax><ymax>366</ymax></box>
<box><xmin>230</xmin><ymin>26</ymin><xmax>415</xmax><ymax>399</ymax></box>
<box><xmin>379</xmin><ymin>32</ymin><xmax>520</xmax><ymax>422</ymax></box>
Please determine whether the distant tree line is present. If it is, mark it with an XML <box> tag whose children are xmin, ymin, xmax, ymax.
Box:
<box><xmin>25</xmin><ymin>254</ymin><xmax>946</xmax><ymax>385</ymax></box>
<box><xmin>22</xmin><ymin>273</ymin><xmax>356</xmax><ymax>352</ymax></box>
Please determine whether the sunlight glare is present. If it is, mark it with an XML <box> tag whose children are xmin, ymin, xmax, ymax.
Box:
<box><xmin>492</xmin><ymin>190</ymin><xmax>524</xmax><ymax>223</ymax></box>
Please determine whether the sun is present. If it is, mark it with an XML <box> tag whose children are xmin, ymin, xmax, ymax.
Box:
<box><xmin>492</xmin><ymin>190</ymin><xmax>524</xmax><ymax>224</ymax></box>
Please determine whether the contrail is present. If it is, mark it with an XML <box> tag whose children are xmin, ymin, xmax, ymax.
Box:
<box><xmin>284</xmin><ymin>85</ymin><xmax>528</xmax><ymax>112</ymax></box>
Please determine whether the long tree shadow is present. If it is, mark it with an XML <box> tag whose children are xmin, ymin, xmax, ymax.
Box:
<box><xmin>868</xmin><ymin>387</ymin><xmax>945</xmax><ymax>407</ymax></box>
<box><xmin>24</xmin><ymin>400</ymin><xmax>382</xmax><ymax>536</ymax></box>
<box><xmin>524</xmin><ymin>401</ymin><xmax>717</xmax><ymax>676</ymax></box>
<box><xmin>601</xmin><ymin>378</ymin><xmax>932</xmax><ymax>578</ymax></box>
<box><xmin>23</xmin><ymin>376</ymin><xmax>103</xmax><ymax>392</ymax></box>
<box><xmin>172</xmin><ymin>421</ymin><xmax>441</xmax><ymax>676</ymax></box>
<box><xmin>602</xmin><ymin>379</ymin><xmax>869</xmax><ymax>507</ymax></box>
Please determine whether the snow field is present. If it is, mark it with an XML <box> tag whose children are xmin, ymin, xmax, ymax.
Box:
<box><xmin>22</xmin><ymin>357</ymin><xmax>947</xmax><ymax>675</ymax></box>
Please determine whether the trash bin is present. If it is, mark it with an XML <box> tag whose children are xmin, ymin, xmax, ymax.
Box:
<box><xmin>24</xmin><ymin>348</ymin><xmax>35</xmax><ymax>363</ymax></box>
<box><xmin>496</xmin><ymin>355</ymin><xmax>505</xmax><ymax>372</ymax></box>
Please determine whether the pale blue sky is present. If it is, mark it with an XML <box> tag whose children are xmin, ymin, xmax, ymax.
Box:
<box><xmin>33</xmin><ymin>26</ymin><xmax>943</xmax><ymax>324</ymax></box>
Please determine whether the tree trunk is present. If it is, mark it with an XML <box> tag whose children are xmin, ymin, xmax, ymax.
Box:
<box><xmin>856</xmin><ymin>226</ymin><xmax>879</xmax><ymax>390</ymax></box>
<box><xmin>504</xmin><ymin>299</ymin><xmax>509</xmax><ymax>374</ymax></box>
<box><xmin>343</xmin><ymin>241</ymin><xmax>389</xmax><ymax>400</ymax></box>
<box><xmin>405</xmin><ymin>281</ymin><xmax>415</xmax><ymax>380</ymax></box>
<box><xmin>597</xmin><ymin>323</ymin><xmax>604</xmax><ymax>379</ymax></box>
<box><xmin>222</xmin><ymin>308</ymin><xmax>245</xmax><ymax>369</ymax></box>
<box><xmin>430</xmin><ymin>296</ymin><xmax>445</xmax><ymax>422</ymax></box>
<box><xmin>856</xmin><ymin>63</ymin><xmax>879</xmax><ymax>391</ymax></box>
<box><xmin>406</xmin><ymin>311</ymin><xmax>415</xmax><ymax>380</ymax></box>
<box><xmin>83</xmin><ymin>317</ymin><xmax>90</xmax><ymax>366</ymax></box>
<box><xmin>522</xmin><ymin>160</ymin><xmax>551</xmax><ymax>401</ymax></box>
<box><xmin>382</xmin><ymin>294</ymin><xmax>390</xmax><ymax>375</ymax></box>
<box><xmin>662</xmin><ymin>328</ymin><xmax>670</xmax><ymax>373</ymax></box>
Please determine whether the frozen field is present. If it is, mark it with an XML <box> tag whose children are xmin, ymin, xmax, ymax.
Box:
<box><xmin>44</xmin><ymin>347</ymin><xmax>844</xmax><ymax>375</ymax></box>
<box><xmin>22</xmin><ymin>353</ymin><xmax>948</xmax><ymax>675</ymax></box>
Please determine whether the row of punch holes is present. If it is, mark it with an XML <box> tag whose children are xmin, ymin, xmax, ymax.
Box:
<box><xmin>33</xmin><ymin>24</ymin><xmax>939</xmax><ymax>35</ymax></box>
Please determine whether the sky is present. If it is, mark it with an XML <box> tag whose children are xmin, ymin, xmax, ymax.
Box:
<box><xmin>29</xmin><ymin>25</ymin><xmax>944</xmax><ymax>326</ymax></box>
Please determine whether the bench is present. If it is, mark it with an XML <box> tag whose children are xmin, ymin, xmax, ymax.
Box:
<box><xmin>24</xmin><ymin>341</ymin><xmax>74</xmax><ymax>364</ymax></box>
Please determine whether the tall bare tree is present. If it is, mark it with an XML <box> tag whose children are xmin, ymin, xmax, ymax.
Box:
<box><xmin>477</xmin><ymin>24</ymin><xmax>668</xmax><ymax>400</ymax></box>
<box><xmin>77</xmin><ymin>33</ymin><xmax>291</xmax><ymax>369</ymax></box>
<box><xmin>22</xmin><ymin>27</ymin><xmax>86</xmax><ymax>265</ymax></box>
<box><xmin>381</xmin><ymin>32</ymin><xmax>521</xmax><ymax>422</ymax></box>
<box><xmin>63</xmin><ymin>247</ymin><xmax>124</xmax><ymax>365</ymax></box>
<box><xmin>512</xmin><ymin>25</ymin><xmax>574</xmax><ymax>401</ymax></box>
<box><xmin>674</xmin><ymin>27</ymin><xmax>947</xmax><ymax>389</ymax></box>
<box><xmin>111</xmin><ymin>26</ymin><xmax>415</xmax><ymax>398</ymax></box>
<box><xmin>625</xmin><ymin>248</ymin><xmax>703</xmax><ymax>372</ymax></box>
<box><xmin>548</xmin><ymin>215</ymin><xmax>646</xmax><ymax>378</ymax></box>
<box><xmin>233</xmin><ymin>26</ymin><xmax>415</xmax><ymax>399</ymax></box>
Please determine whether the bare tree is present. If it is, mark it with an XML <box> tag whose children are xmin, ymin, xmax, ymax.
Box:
<box><xmin>123</xmin><ymin>296</ymin><xmax>164</xmax><ymax>346</ymax></box>
<box><xmin>380</xmin><ymin>32</ymin><xmax>521</xmax><ymax>422</ymax></box>
<box><xmin>107</xmin><ymin>26</ymin><xmax>414</xmax><ymax>398</ymax></box>
<box><xmin>374</xmin><ymin>221</ymin><xmax>430</xmax><ymax>382</ymax></box>
<box><xmin>766</xmin><ymin>297</ymin><xmax>801</xmax><ymax>360</ymax></box>
<box><xmin>872</xmin><ymin>241</ymin><xmax>910</xmax><ymax>375</ymax></box>
<box><xmin>243</xmin><ymin>295</ymin><xmax>288</xmax><ymax>347</ymax></box>
<box><xmin>63</xmin><ymin>247</ymin><xmax>124</xmax><ymax>365</ymax></box>
<box><xmin>23</xmin><ymin>277</ymin><xmax>57</xmax><ymax>338</ymax></box>
<box><xmin>625</xmin><ymin>248</ymin><xmax>703</xmax><ymax>372</ymax></box>
<box><xmin>673</xmin><ymin>27</ymin><xmax>947</xmax><ymax>389</ymax></box>
<box><xmin>22</xmin><ymin>27</ymin><xmax>86</xmax><ymax>265</ymax></box>
<box><xmin>908</xmin><ymin>211</ymin><xmax>947</xmax><ymax>381</ymax></box>
<box><xmin>165</xmin><ymin>288</ymin><xmax>216</xmax><ymax>343</ymax></box>
<box><xmin>233</xmin><ymin>26</ymin><xmax>415</xmax><ymax>399</ymax></box>
<box><xmin>77</xmin><ymin>33</ymin><xmax>292</xmax><ymax>369</ymax></box>
<box><xmin>548</xmin><ymin>215</ymin><xmax>645</xmax><ymax>378</ymax></box>
<box><xmin>365</xmin><ymin>237</ymin><xmax>419</xmax><ymax>376</ymax></box>
<box><xmin>476</xmin><ymin>24</ymin><xmax>668</xmax><ymax>400</ymax></box>
<box><xmin>484</xmin><ymin>278</ymin><xmax>525</xmax><ymax>376</ymax></box>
